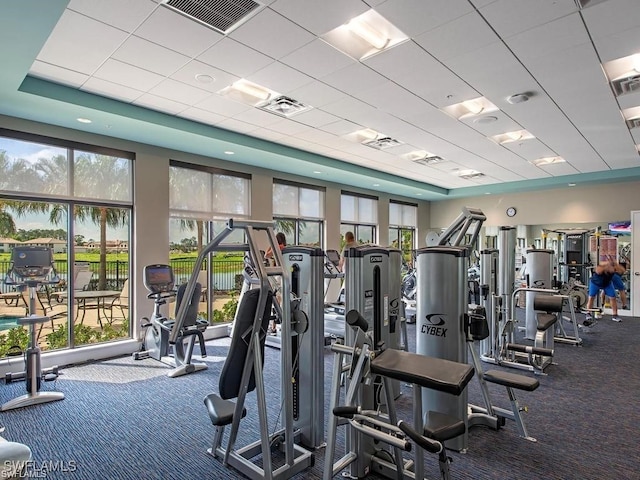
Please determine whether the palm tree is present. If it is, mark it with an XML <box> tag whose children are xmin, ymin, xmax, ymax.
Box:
<box><xmin>49</xmin><ymin>153</ymin><xmax>130</xmax><ymax>289</ymax></box>
<box><xmin>169</xmin><ymin>167</ymin><xmax>210</xmax><ymax>252</ymax></box>
<box><xmin>0</xmin><ymin>151</ymin><xmax>51</xmax><ymax>236</ymax></box>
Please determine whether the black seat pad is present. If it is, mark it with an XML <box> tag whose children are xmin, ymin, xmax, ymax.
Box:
<box><xmin>204</xmin><ymin>393</ymin><xmax>246</xmax><ymax>426</ymax></box>
<box><xmin>483</xmin><ymin>370</ymin><xmax>540</xmax><ymax>391</ymax></box>
<box><xmin>536</xmin><ymin>313</ymin><xmax>557</xmax><ymax>331</ymax></box>
<box><xmin>370</xmin><ymin>349</ymin><xmax>474</xmax><ymax>396</ymax></box>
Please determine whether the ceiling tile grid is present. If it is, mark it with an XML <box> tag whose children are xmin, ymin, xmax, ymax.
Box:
<box><xmin>5</xmin><ymin>0</ymin><xmax>638</xmax><ymax>199</ymax></box>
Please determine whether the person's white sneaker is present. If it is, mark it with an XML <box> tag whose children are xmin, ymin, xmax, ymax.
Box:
<box><xmin>612</xmin><ymin>317</ymin><xmax>622</xmax><ymax>323</ymax></box>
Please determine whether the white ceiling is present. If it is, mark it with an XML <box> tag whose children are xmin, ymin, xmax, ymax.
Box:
<box><xmin>3</xmin><ymin>0</ymin><xmax>640</xmax><ymax>200</ymax></box>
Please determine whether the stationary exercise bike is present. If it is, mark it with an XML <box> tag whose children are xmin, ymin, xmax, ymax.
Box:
<box><xmin>133</xmin><ymin>264</ymin><xmax>209</xmax><ymax>377</ymax></box>
<box><xmin>2</xmin><ymin>246</ymin><xmax>64</xmax><ymax>411</ymax></box>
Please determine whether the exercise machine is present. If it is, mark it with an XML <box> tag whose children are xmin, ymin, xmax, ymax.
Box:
<box><xmin>2</xmin><ymin>246</ymin><xmax>64</xmax><ymax>411</ymax></box>
<box><xmin>201</xmin><ymin>219</ymin><xmax>314</xmax><ymax>480</ymax></box>
<box><xmin>281</xmin><ymin>245</ymin><xmax>326</xmax><ymax>448</ymax></box>
<box><xmin>324</xmin><ymin>309</ymin><xmax>474</xmax><ymax>480</ymax></box>
<box><xmin>415</xmin><ymin>207</ymin><xmax>486</xmax><ymax>452</ymax></box>
<box><xmin>133</xmin><ymin>264</ymin><xmax>208</xmax><ymax>378</ymax></box>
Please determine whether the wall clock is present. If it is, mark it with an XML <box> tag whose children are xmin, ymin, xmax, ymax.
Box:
<box><xmin>506</xmin><ymin>207</ymin><xmax>517</xmax><ymax>217</ymax></box>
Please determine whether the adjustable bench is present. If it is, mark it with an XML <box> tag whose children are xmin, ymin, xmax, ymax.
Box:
<box><xmin>365</xmin><ymin>348</ymin><xmax>473</xmax><ymax>478</ymax></box>
<box><xmin>532</xmin><ymin>295</ymin><xmax>565</xmax><ymax>369</ymax></box>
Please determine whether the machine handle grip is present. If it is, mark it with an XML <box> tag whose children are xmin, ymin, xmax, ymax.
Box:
<box><xmin>397</xmin><ymin>421</ymin><xmax>442</xmax><ymax>454</ymax></box>
<box><xmin>333</xmin><ymin>406</ymin><xmax>358</xmax><ymax>419</ymax></box>
<box><xmin>346</xmin><ymin>309</ymin><xmax>368</xmax><ymax>332</ymax></box>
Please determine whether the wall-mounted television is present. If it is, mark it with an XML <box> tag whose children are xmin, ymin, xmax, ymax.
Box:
<box><xmin>608</xmin><ymin>221</ymin><xmax>631</xmax><ymax>234</ymax></box>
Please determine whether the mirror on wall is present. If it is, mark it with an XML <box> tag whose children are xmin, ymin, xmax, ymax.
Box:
<box><xmin>480</xmin><ymin>221</ymin><xmax>632</xmax><ymax>313</ymax></box>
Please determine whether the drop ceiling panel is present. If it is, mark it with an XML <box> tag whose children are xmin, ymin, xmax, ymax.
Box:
<box><xmin>319</xmin><ymin>119</ymin><xmax>363</xmax><ymax>136</ymax></box>
<box><xmin>280</xmin><ymin>39</ymin><xmax>355</xmax><ymax>79</ymax></box>
<box><xmin>149</xmin><ymin>78</ymin><xmax>211</xmax><ymax>105</ymax></box>
<box><xmin>30</xmin><ymin>61</ymin><xmax>88</xmax><ymax>88</ymax></box>
<box><xmin>197</xmin><ymin>38</ymin><xmax>274</xmax><ymax>78</ymax></box>
<box><xmin>228</xmin><ymin>8</ymin><xmax>316</xmax><ymax>60</ymax></box>
<box><xmin>216</xmin><ymin>118</ymin><xmax>260</xmax><ymax>134</ymax></box>
<box><xmin>356</xmin><ymin>83</ymin><xmax>436</xmax><ymax>120</ymax></box>
<box><xmin>232</xmin><ymin>106</ymin><xmax>287</xmax><ymax>128</ymax></box>
<box><xmin>194</xmin><ymin>93</ymin><xmax>252</xmax><ymax>117</ymax></box>
<box><xmin>365</xmin><ymin>42</ymin><xmax>479</xmax><ymax>107</ymax></box>
<box><xmin>320</xmin><ymin>62</ymin><xmax>389</xmax><ymax>98</ymax></box>
<box><xmin>134</xmin><ymin>5</ymin><xmax>224</xmax><ymax>57</ymax></box>
<box><xmin>261</xmin><ymin>118</ymin><xmax>312</xmax><ymax>136</ymax></box>
<box><xmin>506</xmin><ymin>13</ymin><xmax>588</xmax><ymax>63</ymax></box>
<box><xmin>170</xmin><ymin>60</ymin><xmax>238</xmax><ymax>93</ymax></box>
<box><xmin>35</xmin><ymin>10</ymin><xmax>129</xmax><ymax>75</ymax></box>
<box><xmin>374</xmin><ymin>0</ymin><xmax>474</xmax><ymax>38</ymax></box>
<box><xmin>93</xmin><ymin>58</ymin><xmax>165</xmax><ymax>91</ymax></box>
<box><xmin>270</xmin><ymin>0</ymin><xmax>367</xmax><ymax>35</ymax></box>
<box><xmin>581</xmin><ymin>0</ymin><xmax>640</xmax><ymax>39</ymax></box>
<box><xmin>133</xmin><ymin>93</ymin><xmax>188</xmax><ymax>114</ymax></box>
<box><xmin>81</xmin><ymin>77</ymin><xmax>144</xmax><ymax>103</ymax></box>
<box><xmin>536</xmin><ymin>162</ymin><xmax>580</xmax><ymax>177</ymax></box>
<box><xmin>414</xmin><ymin>11</ymin><xmax>498</xmax><ymax>62</ymax></box>
<box><xmin>178</xmin><ymin>107</ymin><xmax>226</xmax><ymax>125</ymax></box>
<box><xmin>293</xmin><ymin>108</ymin><xmax>341</xmax><ymax>128</ymax></box>
<box><xmin>248</xmin><ymin>61</ymin><xmax>315</xmax><ymax>94</ymax></box>
<box><xmin>590</xmin><ymin>25</ymin><xmax>640</xmax><ymax>63</ymax></box>
<box><xmin>67</xmin><ymin>0</ymin><xmax>158</xmax><ymax>32</ymax></box>
<box><xmin>477</xmin><ymin>0</ymin><xmax>577</xmax><ymax>38</ymax></box>
<box><xmin>289</xmin><ymin>82</ymin><xmax>349</xmax><ymax>108</ymax></box>
<box><xmin>112</xmin><ymin>36</ymin><xmax>190</xmax><ymax>76</ymax></box>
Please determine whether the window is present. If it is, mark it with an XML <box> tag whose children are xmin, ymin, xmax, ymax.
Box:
<box><xmin>340</xmin><ymin>192</ymin><xmax>378</xmax><ymax>247</ymax></box>
<box><xmin>0</xmin><ymin>130</ymin><xmax>133</xmax><ymax>354</ymax></box>
<box><xmin>169</xmin><ymin>163</ymin><xmax>250</xmax><ymax>325</ymax></box>
<box><xmin>273</xmin><ymin>181</ymin><xmax>324</xmax><ymax>247</ymax></box>
<box><xmin>389</xmin><ymin>201</ymin><xmax>417</xmax><ymax>266</ymax></box>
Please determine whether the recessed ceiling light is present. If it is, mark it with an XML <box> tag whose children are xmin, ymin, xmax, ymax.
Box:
<box><xmin>347</xmin><ymin>17</ymin><xmax>389</xmax><ymax>50</ymax></box>
<box><xmin>441</xmin><ymin>97</ymin><xmax>499</xmax><ymax>120</ymax></box>
<box><xmin>415</xmin><ymin>193</ymin><xmax>423</xmax><ymax>196</ymax></box>
<box><xmin>195</xmin><ymin>74</ymin><xmax>214</xmax><ymax>84</ymax></box>
<box><xmin>224</xmin><ymin>151</ymin><xmax>234</xmax><ymax>155</ymax></box>
<box><xmin>77</xmin><ymin>117</ymin><xmax>92</xmax><ymax>124</ymax></box>
<box><xmin>531</xmin><ymin>156</ymin><xmax>565</xmax><ymax>166</ymax></box>
<box><xmin>490</xmin><ymin>130</ymin><xmax>535</xmax><ymax>144</ymax></box>
<box><xmin>485</xmin><ymin>192</ymin><xmax>491</xmax><ymax>195</ymax></box>
<box><xmin>473</xmin><ymin>116</ymin><xmax>498</xmax><ymax>125</ymax></box>
<box><xmin>372</xmin><ymin>183</ymin><xmax>380</xmax><ymax>187</ymax></box>
<box><xmin>321</xmin><ymin>9</ymin><xmax>408</xmax><ymax>61</ymax></box>
<box><xmin>218</xmin><ymin>79</ymin><xmax>274</xmax><ymax>105</ymax></box>
<box><xmin>313</xmin><ymin>170</ymin><xmax>322</xmax><ymax>174</ymax></box>
<box><xmin>568</xmin><ymin>183</ymin><xmax>576</xmax><ymax>187</ymax></box>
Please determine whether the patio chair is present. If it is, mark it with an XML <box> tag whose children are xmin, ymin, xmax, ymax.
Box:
<box><xmin>197</xmin><ymin>270</ymin><xmax>208</xmax><ymax>301</ymax></box>
<box><xmin>107</xmin><ymin>279</ymin><xmax>129</xmax><ymax>324</ymax></box>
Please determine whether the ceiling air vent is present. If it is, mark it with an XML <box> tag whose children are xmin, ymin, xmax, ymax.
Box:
<box><xmin>574</xmin><ymin>0</ymin><xmax>609</xmax><ymax>9</ymax></box>
<box><xmin>161</xmin><ymin>0</ymin><xmax>264</xmax><ymax>34</ymax></box>
<box><xmin>362</xmin><ymin>137</ymin><xmax>403</xmax><ymax>150</ymax></box>
<box><xmin>612</xmin><ymin>74</ymin><xmax>640</xmax><ymax>96</ymax></box>
<box><xmin>626</xmin><ymin>117</ymin><xmax>640</xmax><ymax>129</ymax></box>
<box><xmin>413</xmin><ymin>155</ymin><xmax>445</xmax><ymax>166</ymax></box>
<box><xmin>259</xmin><ymin>96</ymin><xmax>311</xmax><ymax>117</ymax></box>
<box><xmin>459</xmin><ymin>172</ymin><xmax>485</xmax><ymax>180</ymax></box>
